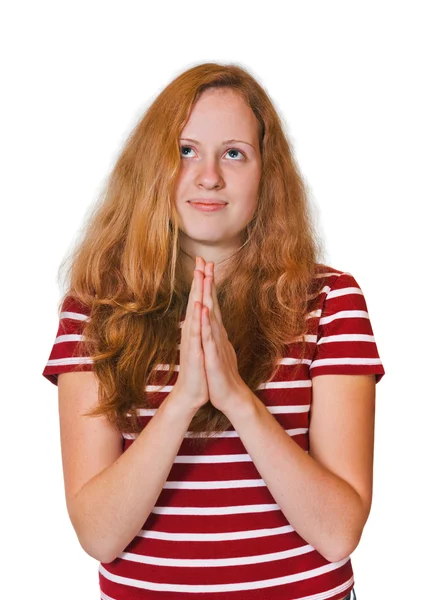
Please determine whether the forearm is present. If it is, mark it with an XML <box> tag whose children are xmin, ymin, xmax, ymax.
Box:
<box><xmin>225</xmin><ymin>390</ymin><xmax>366</xmax><ymax>563</ymax></box>
<box><xmin>69</xmin><ymin>392</ymin><xmax>198</xmax><ymax>564</ymax></box>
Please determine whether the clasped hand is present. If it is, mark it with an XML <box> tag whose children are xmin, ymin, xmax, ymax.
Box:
<box><xmin>187</xmin><ymin>255</ymin><xmax>249</xmax><ymax>415</ymax></box>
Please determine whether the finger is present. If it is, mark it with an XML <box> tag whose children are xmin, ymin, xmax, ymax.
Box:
<box><xmin>194</xmin><ymin>256</ymin><xmax>205</xmax><ymax>304</ymax></box>
<box><xmin>185</xmin><ymin>265</ymin><xmax>202</xmax><ymax>335</ymax></box>
<box><xmin>203</xmin><ymin>274</ymin><xmax>215</xmax><ymax>317</ymax></box>
<box><xmin>204</xmin><ymin>278</ymin><xmax>226</xmax><ymax>350</ymax></box>
<box><xmin>190</xmin><ymin>298</ymin><xmax>202</xmax><ymax>341</ymax></box>
<box><xmin>201</xmin><ymin>302</ymin><xmax>212</xmax><ymax>341</ymax></box>
<box><xmin>212</xmin><ymin>285</ymin><xmax>222</xmax><ymax>324</ymax></box>
<box><xmin>203</xmin><ymin>262</ymin><xmax>218</xmax><ymax>317</ymax></box>
<box><xmin>189</xmin><ymin>264</ymin><xmax>202</xmax><ymax>344</ymax></box>
<box><xmin>184</xmin><ymin>269</ymin><xmax>197</xmax><ymax>324</ymax></box>
<box><xmin>196</xmin><ymin>255</ymin><xmax>206</xmax><ymax>276</ymax></box>
<box><xmin>201</xmin><ymin>303</ymin><xmax>219</xmax><ymax>367</ymax></box>
<box><xmin>194</xmin><ymin>267</ymin><xmax>204</xmax><ymax>308</ymax></box>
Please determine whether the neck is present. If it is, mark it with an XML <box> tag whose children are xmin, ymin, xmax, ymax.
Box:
<box><xmin>177</xmin><ymin>230</ymin><xmax>252</xmax><ymax>287</ymax></box>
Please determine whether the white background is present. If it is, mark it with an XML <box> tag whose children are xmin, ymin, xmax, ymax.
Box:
<box><xmin>1</xmin><ymin>1</ymin><xmax>428</xmax><ymax>598</ymax></box>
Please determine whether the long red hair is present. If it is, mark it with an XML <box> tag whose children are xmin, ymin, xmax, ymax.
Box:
<box><xmin>57</xmin><ymin>62</ymin><xmax>327</xmax><ymax>450</ymax></box>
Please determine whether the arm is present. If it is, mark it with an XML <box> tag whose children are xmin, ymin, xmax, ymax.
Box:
<box><xmin>68</xmin><ymin>390</ymin><xmax>198</xmax><ymax>564</ymax></box>
<box><xmin>224</xmin><ymin>374</ymin><xmax>375</xmax><ymax>563</ymax></box>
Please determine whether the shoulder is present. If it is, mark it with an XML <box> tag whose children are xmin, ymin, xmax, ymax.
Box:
<box><xmin>42</xmin><ymin>295</ymin><xmax>93</xmax><ymax>386</ymax></box>
<box><xmin>313</xmin><ymin>263</ymin><xmax>350</xmax><ymax>288</ymax></box>
<box><xmin>59</xmin><ymin>295</ymin><xmax>92</xmax><ymax>319</ymax></box>
<box><xmin>312</xmin><ymin>264</ymin><xmax>363</xmax><ymax>309</ymax></box>
<box><xmin>309</xmin><ymin>264</ymin><xmax>385</xmax><ymax>383</ymax></box>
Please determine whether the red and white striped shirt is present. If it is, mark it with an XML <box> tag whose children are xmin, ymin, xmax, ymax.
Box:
<box><xmin>43</xmin><ymin>265</ymin><xmax>385</xmax><ymax>600</ymax></box>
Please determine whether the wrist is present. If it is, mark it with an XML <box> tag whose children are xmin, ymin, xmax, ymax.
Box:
<box><xmin>224</xmin><ymin>386</ymin><xmax>259</xmax><ymax>422</ymax></box>
<box><xmin>164</xmin><ymin>389</ymin><xmax>202</xmax><ymax>420</ymax></box>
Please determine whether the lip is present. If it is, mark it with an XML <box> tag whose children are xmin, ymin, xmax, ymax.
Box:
<box><xmin>187</xmin><ymin>198</ymin><xmax>227</xmax><ymax>205</ymax></box>
<box><xmin>188</xmin><ymin>202</ymin><xmax>227</xmax><ymax>213</ymax></box>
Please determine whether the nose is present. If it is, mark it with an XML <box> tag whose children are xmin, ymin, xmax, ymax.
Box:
<box><xmin>195</xmin><ymin>158</ymin><xmax>224</xmax><ymax>189</ymax></box>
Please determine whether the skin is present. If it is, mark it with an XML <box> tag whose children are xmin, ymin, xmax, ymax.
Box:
<box><xmin>172</xmin><ymin>91</ymin><xmax>371</xmax><ymax>575</ymax></box>
<box><xmin>174</xmin><ymin>87</ymin><xmax>262</xmax><ymax>287</ymax></box>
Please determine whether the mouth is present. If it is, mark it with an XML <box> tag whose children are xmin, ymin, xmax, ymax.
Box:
<box><xmin>188</xmin><ymin>201</ymin><xmax>228</xmax><ymax>212</ymax></box>
<box><xmin>187</xmin><ymin>200</ymin><xmax>227</xmax><ymax>206</ymax></box>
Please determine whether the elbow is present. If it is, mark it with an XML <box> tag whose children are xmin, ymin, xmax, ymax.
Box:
<box><xmin>324</xmin><ymin>497</ymin><xmax>369</xmax><ymax>563</ymax></box>
<box><xmin>74</xmin><ymin>523</ymin><xmax>120</xmax><ymax>564</ymax></box>
<box><xmin>68</xmin><ymin>505</ymin><xmax>118</xmax><ymax>564</ymax></box>
<box><xmin>94</xmin><ymin>549</ymin><xmax>118</xmax><ymax>565</ymax></box>
<box><xmin>323</xmin><ymin>532</ymin><xmax>361</xmax><ymax>564</ymax></box>
<box><xmin>324</xmin><ymin>545</ymin><xmax>354</xmax><ymax>564</ymax></box>
<box><xmin>96</xmin><ymin>543</ymin><xmax>120</xmax><ymax>564</ymax></box>
<box><xmin>76</xmin><ymin>530</ymin><xmax>119</xmax><ymax>564</ymax></box>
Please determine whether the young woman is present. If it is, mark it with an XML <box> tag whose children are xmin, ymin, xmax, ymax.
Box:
<box><xmin>43</xmin><ymin>62</ymin><xmax>383</xmax><ymax>600</ymax></box>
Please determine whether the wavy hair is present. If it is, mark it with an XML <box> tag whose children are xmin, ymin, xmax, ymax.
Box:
<box><xmin>58</xmin><ymin>62</ymin><xmax>327</xmax><ymax>451</ymax></box>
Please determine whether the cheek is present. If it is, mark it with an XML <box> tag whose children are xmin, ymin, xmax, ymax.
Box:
<box><xmin>239</xmin><ymin>167</ymin><xmax>260</xmax><ymax>192</ymax></box>
<box><xmin>239</xmin><ymin>190</ymin><xmax>259</xmax><ymax>224</ymax></box>
<box><xmin>229</xmin><ymin>200</ymin><xmax>257</xmax><ymax>227</ymax></box>
<box><xmin>174</xmin><ymin>172</ymin><xmax>188</xmax><ymax>203</ymax></box>
<box><xmin>244</xmin><ymin>200</ymin><xmax>258</xmax><ymax>222</ymax></box>
<box><xmin>244</xmin><ymin>178</ymin><xmax>260</xmax><ymax>207</ymax></box>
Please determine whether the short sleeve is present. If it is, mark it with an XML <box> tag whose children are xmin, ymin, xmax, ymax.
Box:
<box><xmin>42</xmin><ymin>296</ymin><xmax>94</xmax><ymax>386</ymax></box>
<box><xmin>309</xmin><ymin>271</ymin><xmax>385</xmax><ymax>383</ymax></box>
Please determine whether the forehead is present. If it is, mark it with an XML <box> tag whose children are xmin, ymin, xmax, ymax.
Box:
<box><xmin>181</xmin><ymin>89</ymin><xmax>259</xmax><ymax>140</ymax></box>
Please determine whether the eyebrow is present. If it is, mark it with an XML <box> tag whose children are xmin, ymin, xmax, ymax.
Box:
<box><xmin>180</xmin><ymin>137</ymin><xmax>255</xmax><ymax>149</ymax></box>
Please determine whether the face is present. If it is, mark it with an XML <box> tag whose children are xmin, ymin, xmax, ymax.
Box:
<box><xmin>174</xmin><ymin>88</ymin><xmax>262</xmax><ymax>269</ymax></box>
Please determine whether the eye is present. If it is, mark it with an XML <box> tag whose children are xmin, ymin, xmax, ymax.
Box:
<box><xmin>180</xmin><ymin>145</ymin><xmax>195</xmax><ymax>157</ymax></box>
<box><xmin>226</xmin><ymin>148</ymin><xmax>245</xmax><ymax>160</ymax></box>
<box><xmin>179</xmin><ymin>146</ymin><xmax>245</xmax><ymax>160</ymax></box>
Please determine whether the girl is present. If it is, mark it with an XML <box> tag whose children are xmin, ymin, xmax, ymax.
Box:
<box><xmin>43</xmin><ymin>62</ymin><xmax>383</xmax><ymax>599</ymax></box>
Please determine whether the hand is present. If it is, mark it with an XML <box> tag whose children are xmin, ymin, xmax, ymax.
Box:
<box><xmin>171</xmin><ymin>257</ymin><xmax>210</xmax><ymax>412</ymax></box>
<box><xmin>198</xmin><ymin>258</ymin><xmax>250</xmax><ymax>415</ymax></box>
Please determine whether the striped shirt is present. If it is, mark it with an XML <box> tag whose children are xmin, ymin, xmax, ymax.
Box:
<box><xmin>42</xmin><ymin>265</ymin><xmax>385</xmax><ymax>600</ymax></box>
